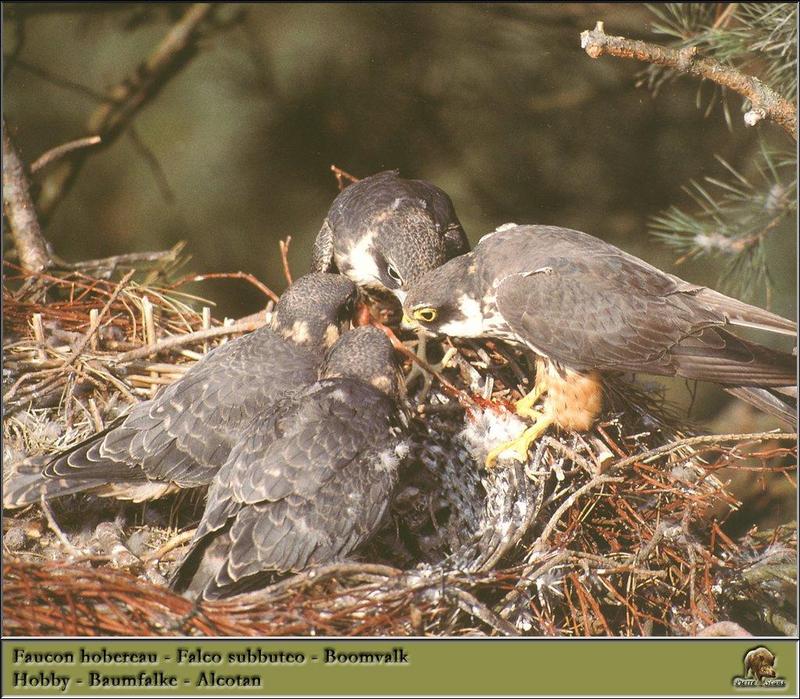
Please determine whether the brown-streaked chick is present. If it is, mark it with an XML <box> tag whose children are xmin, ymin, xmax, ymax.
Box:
<box><xmin>312</xmin><ymin>170</ymin><xmax>469</xmax><ymax>302</ymax></box>
<box><xmin>3</xmin><ymin>273</ymin><xmax>358</xmax><ymax>507</ymax></box>
<box><xmin>170</xmin><ymin>325</ymin><xmax>409</xmax><ymax>599</ymax></box>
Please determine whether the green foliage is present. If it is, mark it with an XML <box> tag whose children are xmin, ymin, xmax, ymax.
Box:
<box><xmin>645</xmin><ymin>3</ymin><xmax>797</xmax><ymax>102</ymax></box>
<box><xmin>643</xmin><ymin>3</ymin><xmax>797</xmax><ymax>306</ymax></box>
<box><xmin>651</xmin><ymin>144</ymin><xmax>796</xmax><ymax>304</ymax></box>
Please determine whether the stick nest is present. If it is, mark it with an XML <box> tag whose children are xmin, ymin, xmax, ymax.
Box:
<box><xmin>2</xmin><ymin>254</ymin><xmax>796</xmax><ymax>637</ymax></box>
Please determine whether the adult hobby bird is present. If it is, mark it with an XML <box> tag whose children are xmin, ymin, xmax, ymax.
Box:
<box><xmin>312</xmin><ymin>170</ymin><xmax>470</xmax><ymax>299</ymax></box>
<box><xmin>170</xmin><ymin>325</ymin><xmax>409</xmax><ymax>599</ymax></box>
<box><xmin>4</xmin><ymin>273</ymin><xmax>358</xmax><ymax>507</ymax></box>
<box><xmin>402</xmin><ymin>224</ymin><xmax>797</xmax><ymax>466</ymax></box>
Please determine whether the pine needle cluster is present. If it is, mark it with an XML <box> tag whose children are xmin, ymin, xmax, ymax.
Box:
<box><xmin>643</xmin><ymin>3</ymin><xmax>797</xmax><ymax>306</ymax></box>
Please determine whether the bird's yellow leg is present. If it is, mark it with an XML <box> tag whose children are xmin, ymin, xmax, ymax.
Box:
<box><xmin>514</xmin><ymin>383</ymin><xmax>544</xmax><ymax>418</ymax></box>
<box><xmin>485</xmin><ymin>413</ymin><xmax>554</xmax><ymax>469</ymax></box>
<box><xmin>484</xmin><ymin>380</ymin><xmax>550</xmax><ymax>468</ymax></box>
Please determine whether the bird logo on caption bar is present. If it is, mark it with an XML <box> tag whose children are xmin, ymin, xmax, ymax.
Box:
<box><xmin>732</xmin><ymin>647</ymin><xmax>786</xmax><ymax>688</ymax></box>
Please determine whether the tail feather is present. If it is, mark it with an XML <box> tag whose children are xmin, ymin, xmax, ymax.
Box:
<box><xmin>672</xmin><ymin>328</ymin><xmax>796</xmax><ymax>388</ymax></box>
<box><xmin>695</xmin><ymin>288</ymin><xmax>797</xmax><ymax>336</ymax></box>
<box><xmin>4</xmin><ymin>424</ymin><xmax>120</xmax><ymax>508</ymax></box>
<box><xmin>3</xmin><ymin>426</ymin><xmax>176</xmax><ymax>507</ymax></box>
<box><xmin>43</xmin><ymin>418</ymin><xmax>133</xmax><ymax>481</ymax></box>
<box><xmin>3</xmin><ymin>455</ymin><xmax>109</xmax><ymax>508</ymax></box>
<box><xmin>724</xmin><ymin>386</ymin><xmax>797</xmax><ymax>429</ymax></box>
<box><xmin>169</xmin><ymin>528</ymin><xmax>230</xmax><ymax>599</ymax></box>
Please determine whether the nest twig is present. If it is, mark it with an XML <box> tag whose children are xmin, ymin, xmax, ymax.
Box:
<box><xmin>3</xmin><ymin>256</ymin><xmax>796</xmax><ymax>637</ymax></box>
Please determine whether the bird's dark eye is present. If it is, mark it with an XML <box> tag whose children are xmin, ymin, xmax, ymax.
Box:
<box><xmin>386</xmin><ymin>265</ymin><xmax>402</xmax><ymax>284</ymax></box>
<box><xmin>413</xmin><ymin>307</ymin><xmax>438</xmax><ymax>323</ymax></box>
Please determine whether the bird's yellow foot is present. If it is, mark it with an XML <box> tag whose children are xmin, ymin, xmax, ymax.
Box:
<box><xmin>514</xmin><ymin>384</ymin><xmax>544</xmax><ymax>418</ymax></box>
<box><xmin>485</xmin><ymin>413</ymin><xmax>554</xmax><ymax>469</ymax></box>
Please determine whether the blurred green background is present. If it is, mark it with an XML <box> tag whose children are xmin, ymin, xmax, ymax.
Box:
<box><xmin>3</xmin><ymin>3</ymin><xmax>796</xmax><ymax>436</ymax></box>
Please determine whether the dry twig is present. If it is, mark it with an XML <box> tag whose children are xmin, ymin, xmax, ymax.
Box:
<box><xmin>279</xmin><ymin>236</ymin><xmax>293</xmax><ymax>285</ymax></box>
<box><xmin>610</xmin><ymin>431</ymin><xmax>797</xmax><ymax>471</ymax></box>
<box><xmin>580</xmin><ymin>21</ymin><xmax>798</xmax><ymax>140</ymax></box>
<box><xmin>29</xmin><ymin>136</ymin><xmax>102</xmax><ymax>174</ymax></box>
<box><xmin>2</xmin><ymin>118</ymin><xmax>51</xmax><ymax>273</ymax></box>
<box><xmin>37</xmin><ymin>3</ymin><xmax>218</xmax><ymax>222</ymax></box>
<box><xmin>330</xmin><ymin>163</ymin><xmax>360</xmax><ymax>190</ymax></box>
<box><xmin>111</xmin><ymin>318</ymin><xmax>263</xmax><ymax>364</ymax></box>
<box><xmin>169</xmin><ymin>271</ymin><xmax>280</xmax><ymax>304</ymax></box>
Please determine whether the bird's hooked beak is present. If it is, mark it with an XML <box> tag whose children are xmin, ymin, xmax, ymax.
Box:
<box><xmin>401</xmin><ymin>312</ymin><xmax>420</xmax><ymax>331</ymax></box>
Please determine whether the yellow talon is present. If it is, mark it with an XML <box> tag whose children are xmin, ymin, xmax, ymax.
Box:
<box><xmin>484</xmin><ymin>444</ymin><xmax>504</xmax><ymax>469</ymax></box>
<box><xmin>484</xmin><ymin>414</ymin><xmax>554</xmax><ymax>469</ymax></box>
<box><xmin>514</xmin><ymin>384</ymin><xmax>544</xmax><ymax>418</ymax></box>
<box><xmin>484</xmin><ymin>365</ymin><xmax>551</xmax><ymax>469</ymax></box>
<box><xmin>511</xmin><ymin>416</ymin><xmax>553</xmax><ymax>459</ymax></box>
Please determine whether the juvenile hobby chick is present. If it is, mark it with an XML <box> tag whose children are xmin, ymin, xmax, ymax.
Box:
<box><xmin>4</xmin><ymin>273</ymin><xmax>358</xmax><ymax>507</ymax></box>
<box><xmin>312</xmin><ymin>170</ymin><xmax>469</xmax><ymax>300</ymax></box>
<box><xmin>170</xmin><ymin>325</ymin><xmax>409</xmax><ymax>599</ymax></box>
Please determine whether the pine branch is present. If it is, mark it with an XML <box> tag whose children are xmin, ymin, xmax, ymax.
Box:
<box><xmin>580</xmin><ymin>21</ymin><xmax>798</xmax><ymax>140</ymax></box>
<box><xmin>649</xmin><ymin>145</ymin><xmax>795</xmax><ymax>302</ymax></box>
<box><xmin>646</xmin><ymin>4</ymin><xmax>797</xmax><ymax>102</ymax></box>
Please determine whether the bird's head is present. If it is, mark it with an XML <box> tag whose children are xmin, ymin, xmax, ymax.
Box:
<box><xmin>401</xmin><ymin>255</ymin><xmax>488</xmax><ymax>338</ymax></box>
<box><xmin>320</xmin><ymin>325</ymin><xmax>403</xmax><ymax>398</ymax></box>
<box><xmin>271</xmin><ymin>273</ymin><xmax>358</xmax><ymax>349</ymax></box>
<box><xmin>329</xmin><ymin>171</ymin><xmax>469</xmax><ymax>302</ymax></box>
<box><xmin>335</xmin><ymin>201</ymin><xmax>448</xmax><ymax>301</ymax></box>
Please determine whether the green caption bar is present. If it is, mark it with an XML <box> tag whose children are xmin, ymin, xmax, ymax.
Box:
<box><xmin>1</xmin><ymin>639</ymin><xmax>796</xmax><ymax>696</ymax></box>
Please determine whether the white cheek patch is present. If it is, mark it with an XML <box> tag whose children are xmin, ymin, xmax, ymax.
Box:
<box><xmin>281</xmin><ymin>320</ymin><xmax>311</xmax><ymax>344</ymax></box>
<box><xmin>324</xmin><ymin>323</ymin><xmax>339</xmax><ymax>348</ymax></box>
<box><xmin>370</xmin><ymin>375</ymin><xmax>394</xmax><ymax>393</ymax></box>
<box><xmin>438</xmin><ymin>295</ymin><xmax>486</xmax><ymax>338</ymax></box>
<box><xmin>339</xmin><ymin>231</ymin><xmax>381</xmax><ymax>287</ymax></box>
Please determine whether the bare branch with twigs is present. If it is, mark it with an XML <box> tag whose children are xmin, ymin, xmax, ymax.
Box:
<box><xmin>2</xmin><ymin>118</ymin><xmax>52</xmax><ymax>273</ymax></box>
<box><xmin>29</xmin><ymin>136</ymin><xmax>102</xmax><ymax>174</ymax></box>
<box><xmin>580</xmin><ymin>21</ymin><xmax>798</xmax><ymax>140</ymax></box>
<box><xmin>36</xmin><ymin>3</ymin><xmax>218</xmax><ymax>223</ymax></box>
<box><xmin>609</xmin><ymin>431</ymin><xmax>797</xmax><ymax>471</ymax></box>
<box><xmin>50</xmin><ymin>244</ymin><xmax>186</xmax><ymax>274</ymax></box>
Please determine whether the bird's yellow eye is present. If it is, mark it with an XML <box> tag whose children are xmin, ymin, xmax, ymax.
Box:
<box><xmin>412</xmin><ymin>307</ymin><xmax>437</xmax><ymax>323</ymax></box>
